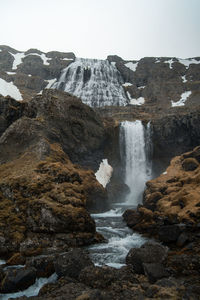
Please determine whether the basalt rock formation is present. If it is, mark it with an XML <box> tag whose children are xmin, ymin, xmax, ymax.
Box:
<box><xmin>0</xmin><ymin>90</ymin><xmax>107</xmax><ymax>258</ymax></box>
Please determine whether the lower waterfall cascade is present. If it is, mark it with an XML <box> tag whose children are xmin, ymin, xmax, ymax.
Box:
<box><xmin>52</xmin><ymin>58</ymin><xmax>128</xmax><ymax>107</ymax></box>
<box><xmin>88</xmin><ymin>120</ymin><xmax>153</xmax><ymax>267</ymax></box>
<box><xmin>120</xmin><ymin>120</ymin><xmax>153</xmax><ymax>205</ymax></box>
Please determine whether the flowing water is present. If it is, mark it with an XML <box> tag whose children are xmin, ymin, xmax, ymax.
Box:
<box><xmin>1</xmin><ymin>121</ymin><xmax>153</xmax><ymax>298</ymax></box>
<box><xmin>52</xmin><ymin>58</ymin><xmax>128</xmax><ymax>107</ymax></box>
<box><xmin>89</xmin><ymin>120</ymin><xmax>153</xmax><ymax>267</ymax></box>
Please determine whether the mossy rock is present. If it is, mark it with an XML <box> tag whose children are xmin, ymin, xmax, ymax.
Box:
<box><xmin>182</xmin><ymin>158</ymin><xmax>199</xmax><ymax>171</ymax></box>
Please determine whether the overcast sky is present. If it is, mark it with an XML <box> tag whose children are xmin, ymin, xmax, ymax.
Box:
<box><xmin>1</xmin><ymin>0</ymin><xmax>199</xmax><ymax>60</ymax></box>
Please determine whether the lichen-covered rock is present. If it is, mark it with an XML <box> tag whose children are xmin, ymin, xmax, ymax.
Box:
<box><xmin>126</xmin><ymin>242</ymin><xmax>168</xmax><ymax>274</ymax></box>
<box><xmin>54</xmin><ymin>248</ymin><xmax>93</xmax><ymax>279</ymax></box>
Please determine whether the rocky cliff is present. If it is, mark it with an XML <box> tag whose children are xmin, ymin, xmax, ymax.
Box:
<box><xmin>0</xmin><ymin>45</ymin><xmax>200</xmax><ymax>110</ymax></box>
<box><xmin>0</xmin><ymin>90</ymin><xmax>107</xmax><ymax>257</ymax></box>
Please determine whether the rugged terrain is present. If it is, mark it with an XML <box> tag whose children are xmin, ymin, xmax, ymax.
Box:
<box><xmin>0</xmin><ymin>90</ymin><xmax>108</xmax><ymax>258</ymax></box>
<box><xmin>0</xmin><ymin>45</ymin><xmax>200</xmax><ymax>110</ymax></box>
<box><xmin>0</xmin><ymin>46</ymin><xmax>200</xmax><ymax>299</ymax></box>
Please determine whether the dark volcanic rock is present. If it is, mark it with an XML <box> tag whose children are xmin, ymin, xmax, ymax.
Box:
<box><xmin>54</xmin><ymin>248</ymin><xmax>93</xmax><ymax>279</ymax></box>
<box><xmin>126</xmin><ymin>242</ymin><xmax>168</xmax><ymax>274</ymax></box>
<box><xmin>0</xmin><ymin>267</ymin><xmax>36</xmax><ymax>293</ymax></box>
<box><xmin>0</xmin><ymin>95</ymin><xmax>25</xmax><ymax>137</ymax></box>
<box><xmin>158</xmin><ymin>225</ymin><xmax>182</xmax><ymax>243</ymax></box>
<box><xmin>79</xmin><ymin>265</ymin><xmax>139</xmax><ymax>289</ymax></box>
<box><xmin>26</xmin><ymin>255</ymin><xmax>55</xmax><ymax>277</ymax></box>
<box><xmin>143</xmin><ymin>263</ymin><xmax>169</xmax><ymax>283</ymax></box>
<box><xmin>23</xmin><ymin>89</ymin><xmax>106</xmax><ymax>169</ymax></box>
<box><xmin>123</xmin><ymin>209</ymin><xmax>141</xmax><ymax>227</ymax></box>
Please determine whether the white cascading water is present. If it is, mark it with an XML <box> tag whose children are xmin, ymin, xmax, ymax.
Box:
<box><xmin>88</xmin><ymin>120</ymin><xmax>152</xmax><ymax>268</ymax></box>
<box><xmin>52</xmin><ymin>58</ymin><xmax>128</xmax><ymax>107</ymax></box>
<box><xmin>120</xmin><ymin>120</ymin><xmax>152</xmax><ymax>205</ymax></box>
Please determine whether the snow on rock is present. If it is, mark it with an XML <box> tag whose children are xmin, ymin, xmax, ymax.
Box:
<box><xmin>125</xmin><ymin>62</ymin><xmax>138</xmax><ymax>72</ymax></box>
<box><xmin>111</xmin><ymin>62</ymin><xmax>116</xmax><ymax>67</ymax></box>
<box><xmin>181</xmin><ymin>75</ymin><xmax>187</xmax><ymax>83</ymax></box>
<box><xmin>155</xmin><ymin>58</ymin><xmax>161</xmax><ymax>63</ymax></box>
<box><xmin>171</xmin><ymin>91</ymin><xmax>192</xmax><ymax>107</ymax></box>
<box><xmin>164</xmin><ymin>58</ymin><xmax>174</xmax><ymax>69</ymax></box>
<box><xmin>32</xmin><ymin>53</ymin><xmax>50</xmax><ymax>65</ymax></box>
<box><xmin>95</xmin><ymin>159</ymin><xmax>113</xmax><ymax>188</ymax></box>
<box><xmin>63</xmin><ymin>58</ymin><xmax>74</xmax><ymax>61</ymax></box>
<box><xmin>178</xmin><ymin>58</ymin><xmax>200</xmax><ymax>69</ymax></box>
<box><xmin>122</xmin><ymin>82</ymin><xmax>133</xmax><ymax>87</ymax></box>
<box><xmin>138</xmin><ymin>85</ymin><xmax>146</xmax><ymax>89</ymax></box>
<box><xmin>127</xmin><ymin>91</ymin><xmax>145</xmax><ymax>106</ymax></box>
<box><xmin>45</xmin><ymin>78</ymin><xmax>57</xmax><ymax>89</ymax></box>
<box><xmin>6</xmin><ymin>72</ymin><xmax>16</xmax><ymax>75</ymax></box>
<box><xmin>9</xmin><ymin>52</ymin><xmax>25</xmax><ymax>70</ymax></box>
<box><xmin>10</xmin><ymin>51</ymin><xmax>51</xmax><ymax>70</ymax></box>
<box><xmin>0</xmin><ymin>78</ymin><xmax>23</xmax><ymax>100</ymax></box>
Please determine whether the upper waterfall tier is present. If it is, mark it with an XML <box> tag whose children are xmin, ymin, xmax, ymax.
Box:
<box><xmin>52</xmin><ymin>58</ymin><xmax>128</xmax><ymax>107</ymax></box>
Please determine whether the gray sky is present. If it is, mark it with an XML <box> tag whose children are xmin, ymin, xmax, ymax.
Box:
<box><xmin>1</xmin><ymin>0</ymin><xmax>199</xmax><ymax>60</ymax></box>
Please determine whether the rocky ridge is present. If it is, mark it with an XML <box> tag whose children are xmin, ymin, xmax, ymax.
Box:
<box><xmin>0</xmin><ymin>45</ymin><xmax>200</xmax><ymax>110</ymax></box>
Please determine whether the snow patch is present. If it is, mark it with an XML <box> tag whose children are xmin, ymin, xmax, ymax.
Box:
<box><xmin>127</xmin><ymin>91</ymin><xmax>145</xmax><ymax>106</ymax></box>
<box><xmin>163</xmin><ymin>171</ymin><xmax>167</xmax><ymax>175</ymax></box>
<box><xmin>171</xmin><ymin>91</ymin><xmax>192</xmax><ymax>107</ymax></box>
<box><xmin>155</xmin><ymin>58</ymin><xmax>161</xmax><ymax>63</ymax></box>
<box><xmin>138</xmin><ymin>85</ymin><xmax>146</xmax><ymax>89</ymax></box>
<box><xmin>181</xmin><ymin>75</ymin><xmax>187</xmax><ymax>83</ymax></box>
<box><xmin>164</xmin><ymin>59</ymin><xmax>174</xmax><ymax>69</ymax></box>
<box><xmin>63</xmin><ymin>58</ymin><xmax>74</xmax><ymax>61</ymax></box>
<box><xmin>122</xmin><ymin>82</ymin><xmax>132</xmax><ymax>87</ymax></box>
<box><xmin>10</xmin><ymin>52</ymin><xmax>51</xmax><ymax>70</ymax></box>
<box><xmin>178</xmin><ymin>58</ymin><xmax>200</xmax><ymax>69</ymax></box>
<box><xmin>6</xmin><ymin>72</ymin><xmax>16</xmax><ymax>75</ymax></box>
<box><xmin>125</xmin><ymin>62</ymin><xmax>138</xmax><ymax>72</ymax></box>
<box><xmin>28</xmin><ymin>74</ymin><xmax>32</xmax><ymax>77</ymax></box>
<box><xmin>30</xmin><ymin>53</ymin><xmax>50</xmax><ymax>65</ymax></box>
<box><xmin>9</xmin><ymin>52</ymin><xmax>25</xmax><ymax>70</ymax></box>
<box><xmin>95</xmin><ymin>159</ymin><xmax>113</xmax><ymax>188</ymax></box>
<box><xmin>45</xmin><ymin>78</ymin><xmax>57</xmax><ymax>89</ymax></box>
<box><xmin>0</xmin><ymin>78</ymin><xmax>23</xmax><ymax>100</ymax></box>
<box><xmin>111</xmin><ymin>62</ymin><xmax>116</xmax><ymax>66</ymax></box>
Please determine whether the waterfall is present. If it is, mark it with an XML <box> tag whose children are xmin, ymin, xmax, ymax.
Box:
<box><xmin>120</xmin><ymin>120</ymin><xmax>152</xmax><ymax>205</ymax></box>
<box><xmin>52</xmin><ymin>58</ymin><xmax>128</xmax><ymax>107</ymax></box>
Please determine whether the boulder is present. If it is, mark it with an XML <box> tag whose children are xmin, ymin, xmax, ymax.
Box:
<box><xmin>126</xmin><ymin>242</ymin><xmax>168</xmax><ymax>274</ymax></box>
<box><xmin>143</xmin><ymin>263</ymin><xmax>169</xmax><ymax>283</ymax></box>
<box><xmin>182</xmin><ymin>157</ymin><xmax>199</xmax><ymax>171</ymax></box>
<box><xmin>26</xmin><ymin>254</ymin><xmax>55</xmax><ymax>277</ymax></box>
<box><xmin>54</xmin><ymin>248</ymin><xmax>93</xmax><ymax>279</ymax></box>
<box><xmin>79</xmin><ymin>265</ymin><xmax>138</xmax><ymax>289</ymax></box>
<box><xmin>122</xmin><ymin>209</ymin><xmax>141</xmax><ymax>227</ymax></box>
<box><xmin>0</xmin><ymin>267</ymin><xmax>36</xmax><ymax>293</ymax></box>
<box><xmin>158</xmin><ymin>225</ymin><xmax>181</xmax><ymax>243</ymax></box>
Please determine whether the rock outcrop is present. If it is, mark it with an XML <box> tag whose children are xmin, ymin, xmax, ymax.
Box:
<box><xmin>0</xmin><ymin>90</ymin><xmax>107</xmax><ymax>257</ymax></box>
<box><xmin>0</xmin><ymin>45</ymin><xmax>75</xmax><ymax>101</ymax></box>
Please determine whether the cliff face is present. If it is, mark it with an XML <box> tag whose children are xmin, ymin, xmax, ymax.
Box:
<box><xmin>0</xmin><ymin>90</ymin><xmax>107</xmax><ymax>257</ymax></box>
<box><xmin>107</xmin><ymin>55</ymin><xmax>200</xmax><ymax>109</ymax></box>
<box><xmin>0</xmin><ymin>45</ymin><xmax>199</xmax><ymax>110</ymax></box>
<box><xmin>0</xmin><ymin>45</ymin><xmax>75</xmax><ymax>101</ymax></box>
